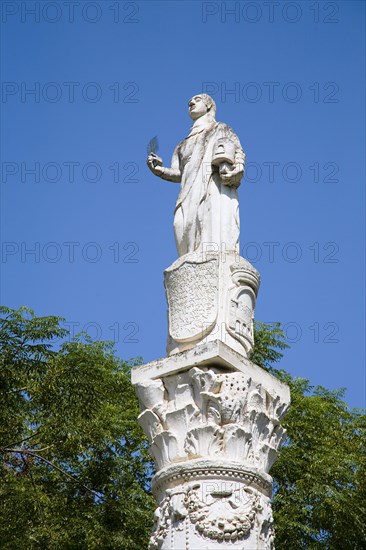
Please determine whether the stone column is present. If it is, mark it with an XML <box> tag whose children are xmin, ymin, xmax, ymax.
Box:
<box><xmin>132</xmin><ymin>255</ymin><xmax>291</xmax><ymax>550</ymax></box>
<box><xmin>141</xmin><ymin>94</ymin><xmax>290</xmax><ymax>548</ymax></box>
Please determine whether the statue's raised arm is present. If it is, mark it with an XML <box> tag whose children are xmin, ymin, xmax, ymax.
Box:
<box><xmin>147</xmin><ymin>94</ymin><xmax>245</xmax><ymax>257</ymax></box>
<box><xmin>147</xmin><ymin>147</ymin><xmax>181</xmax><ymax>182</ymax></box>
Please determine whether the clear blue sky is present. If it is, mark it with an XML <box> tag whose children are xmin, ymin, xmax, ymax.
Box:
<box><xmin>1</xmin><ymin>1</ymin><xmax>365</xmax><ymax>408</ymax></box>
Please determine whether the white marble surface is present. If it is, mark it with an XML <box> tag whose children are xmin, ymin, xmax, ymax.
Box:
<box><xmin>164</xmin><ymin>251</ymin><xmax>260</xmax><ymax>357</ymax></box>
<box><xmin>134</xmin><ymin>350</ymin><xmax>290</xmax><ymax>550</ymax></box>
<box><xmin>132</xmin><ymin>340</ymin><xmax>289</xmax><ymax>401</ymax></box>
<box><xmin>147</xmin><ymin>94</ymin><xmax>245</xmax><ymax>256</ymax></box>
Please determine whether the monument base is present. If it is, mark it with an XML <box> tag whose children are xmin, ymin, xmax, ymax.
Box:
<box><xmin>132</xmin><ymin>341</ymin><xmax>290</xmax><ymax>550</ymax></box>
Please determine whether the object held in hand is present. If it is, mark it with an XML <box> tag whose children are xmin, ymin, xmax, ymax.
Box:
<box><xmin>212</xmin><ymin>137</ymin><xmax>235</xmax><ymax>166</ymax></box>
<box><xmin>147</xmin><ymin>136</ymin><xmax>161</xmax><ymax>168</ymax></box>
<box><xmin>147</xmin><ymin>136</ymin><xmax>159</xmax><ymax>156</ymax></box>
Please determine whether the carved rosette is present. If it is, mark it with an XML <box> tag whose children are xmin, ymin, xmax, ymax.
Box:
<box><xmin>135</xmin><ymin>364</ymin><xmax>289</xmax><ymax>549</ymax></box>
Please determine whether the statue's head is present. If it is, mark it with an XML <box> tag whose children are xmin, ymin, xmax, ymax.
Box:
<box><xmin>188</xmin><ymin>94</ymin><xmax>216</xmax><ymax>121</ymax></box>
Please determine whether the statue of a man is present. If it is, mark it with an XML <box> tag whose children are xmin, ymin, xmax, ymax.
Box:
<box><xmin>147</xmin><ymin>94</ymin><xmax>245</xmax><ymax>256</ymax></box>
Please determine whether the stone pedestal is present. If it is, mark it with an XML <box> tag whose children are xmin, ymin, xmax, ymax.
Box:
<box><xmin>132</xmin><ymin>342</ymin><xmax>290</xmax><ymax>550</ymax></box>
<box><xmin>164</xmin><ymin>251</ymin><xmax>260</xmax><ymax>357</ymax></box>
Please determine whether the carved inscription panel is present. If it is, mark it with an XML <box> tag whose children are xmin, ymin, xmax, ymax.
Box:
<box><xmin>165</xmin><ymin>258</ymin><xmax>218</xmax><ymax>342</ymax></box>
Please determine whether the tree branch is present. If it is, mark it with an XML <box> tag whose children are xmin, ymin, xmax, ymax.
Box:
<box><xmin>1</xmin><ymin>447</ymin><xmax>106</xmax><ymax>502</ymax></box>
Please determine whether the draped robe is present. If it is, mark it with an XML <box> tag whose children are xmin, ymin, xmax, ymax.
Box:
<box><xmin>167</xmin><ymin>120</ymin><xmax>245</xmax><ymax>256</ymax></box>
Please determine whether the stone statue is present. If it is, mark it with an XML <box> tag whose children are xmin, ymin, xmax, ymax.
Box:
<box><xmin>147</xmin><ymin>94</ymin><xmax>245</xmax><ymax>256</ymax></box>
<box><xmin>134</xmin><ymin>93</ymin><xmax>290</xmax><ymax>549</ymax></box>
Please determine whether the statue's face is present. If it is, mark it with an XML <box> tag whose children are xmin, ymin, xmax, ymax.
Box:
<box><xmin>188</xmin><ymin>95</ymin><xmax>208</xmax><ymax>120</ymax></box>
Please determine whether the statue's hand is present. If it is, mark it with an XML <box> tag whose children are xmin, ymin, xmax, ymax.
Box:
<box><xmin>220</xmin><ymin>162</ymin><xmax>244</xmax><ymax>187</ymax></box>
<box><xmin>147</xmin><ymin>153</ymin><xmax>164</xmax><ymax>176</ymax></box>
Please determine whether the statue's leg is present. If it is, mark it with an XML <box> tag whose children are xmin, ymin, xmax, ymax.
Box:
<box><xmin>173</xmin><ymin>205</ymin><xmax>186</xmax><ymax>256</ymax></box>
<box><xmin>220</xmin><ymin>186</ymin><xmax>240</xmax><ymax>252</ymax></box>
<box><xmin>199</xmin><ymin>177</ymin><xmax>221</xmax><ymax>253</ymax></box>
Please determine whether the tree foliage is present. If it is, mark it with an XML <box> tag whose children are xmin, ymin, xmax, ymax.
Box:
<box><xmin>250</xmin><ymin>321</ymin><xmax>289</xmax><ymax>372</ymax></box>
<box><xmin>1</xmin><ymin>308</ymin><xmax>365</xmax><ymax>548</ymax></box>
<box><xmin>0</xmin><ymin>306</ymin><xmax>154</xmax><ymax>549</ymax></box>
<box><xmin>272</xmin><ymin>378</ymin><xmax>366</xmax><ymax>549</ymax></box>
<box><xmin>251</xmin><ymin>322</ymin><xmax>366</xmax><ymax>549</ymax></box>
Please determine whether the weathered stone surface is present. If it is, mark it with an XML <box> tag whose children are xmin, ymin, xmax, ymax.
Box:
<box><xmin>146</xmin><ymin>94</ymin><xmax>245</xmax><ymax>257</ymax></box>
<box><xmin>149</xmin><ymin>475</ymin><xmax>275</xmax><ymax>549</ymax></box>
<box><xmin>165</xmin><ymin>254</ymin><xmax>219</xmax><ymax>343</ymax></box>
<box><xmin>164</xmin><ymin>251</ymin><xmax>260</xmax><ymax>357</ymax></box>
<box><xmin>135</xmin><ymin>363</ymin><xmax>289</xmax><ymax>475</ymax></box>
<box><xmin>132</xmin><ymin>340</ymin><xmax>287</xmax><ymax>401</ymax></box>
<box><xmin>132</xmin><ymin>353</ymin><xmax>290</xmax><ymax>549</ymax></box>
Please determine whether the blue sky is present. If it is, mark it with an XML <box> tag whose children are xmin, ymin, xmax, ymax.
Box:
<box><xmin>1</xmin><ymin>1</ymin><xmax>365</xmax><ymax>408</ymax></box>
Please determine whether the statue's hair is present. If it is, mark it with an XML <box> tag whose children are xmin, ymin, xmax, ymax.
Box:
<box><xmin>200</xmin><ymin>94</ymin><xmax>216</xmax><ymax>117</ymax></box>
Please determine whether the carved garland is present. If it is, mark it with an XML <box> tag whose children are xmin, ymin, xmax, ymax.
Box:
<box><xmin>149</xmin><ymin>483</ymin><xmax>263</xmax><ymax>548</ymax></box>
